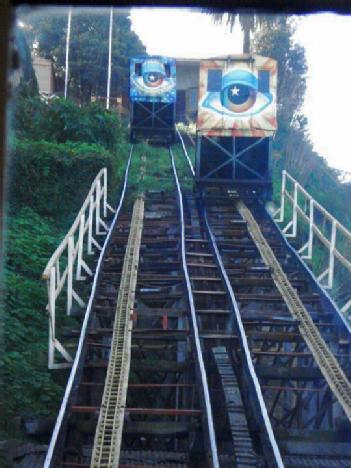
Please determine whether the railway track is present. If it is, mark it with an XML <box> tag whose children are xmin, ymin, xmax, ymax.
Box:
<box><xmin>202</xmin><ymin>190</ymin><xmax>351</xmax><ymax>467</ymax></box>
<box><xmin>117</xmin><ymin>189</ymin><xmax>210</xmax><ymax>467</ymax></box>
<box><xmin>44</xmin><ymin>140</ymin><xmax>351</xmax><ymax>467</ymax></box>
<box><xmin>236</xmin><ymin>200</ymin><xmax>351</xmax><ymax>422</ymax></box>
<box><xmin>172</xmin><ymin>147</ymin><xmax>282</xmax><ymax>467</ymax></box>
<box><xmin>44</xmin><ymin>145</ymin><xmax>223</xmax><ymax>467</ymax></box>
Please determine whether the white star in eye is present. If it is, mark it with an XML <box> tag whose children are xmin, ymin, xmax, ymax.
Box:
<box><xmin>149</xmin><ymin>74</ymin><xmax>155</xmax><ymax>81</ymax></box>
<box><xmin>231</xmin><ymin>86</ymin><xmax>240</xmax><ymax>96</ymax></box>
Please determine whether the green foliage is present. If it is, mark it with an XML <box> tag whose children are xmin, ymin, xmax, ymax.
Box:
<box><xmin>122</xmin><ymin>142</ymin><xmax>195</xmax><ymax>204</ymax></box>
<box><xmin>207</xmin><ymin>11</ymin><xmax>278</xmax><ymax>53</ymax></box>
<box><xmin>1</xmin><ymin>86</ymin><xmax>133</xmax><ymax>441</ymax></box>
<box><xmin>253</xmin><ymin>16</ymin><xmax>307</xmax><ymax>137</ymax></box>
<box><xmin>252</xmin><ymin>16</ymin><xmax>351</xmax><ymax>312</ymax></box>
<box><xmin>2</xmin><ymin>343</ymin><xmax>62</xmax><ymax>420</ymax></box>
<box><xmin>14</xmin><ymin>27</ymin><xmax>38</xmax><ymax>94</ymax></box>
<box><xmin>5</xmin><ymin>207</ymin><xmax>62</xmax><ymax>278</ymax></box>
<box><xmin>20</xmin><ymin>8</ymin><xmax>146</xmax><ymax>102</ymax></box>
<box><xmin>128</xmin><ymin>143</ymin><xmax>174</xmax><ymax>197</ymax></box>
<box><xmin>172</xmin><ymin>143</ymin><xmax>195</xmax><ymax>191</ymax></box>
<box><xmin>8</xmin><ymin>139</ymin><xmax>116</xmax><ymax>219</ymax></box>
<box><xmin>1</xmin><ymin>207</ymin><xmax>65</xmax><ymax>429</ymax></box>
<box><xmin>13</xmin><ymin>96</ymin><xmax>125</xmax><ymax>151</ymax></box>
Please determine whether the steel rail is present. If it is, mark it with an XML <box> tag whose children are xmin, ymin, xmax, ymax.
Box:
<box><xmin>202</xmin><ymin>204</ymin><xmax>285</xmax><ymax>468</ymax></box>
<box><xmin>91</xmin><ymin>196</ymin><xmax>144</xmax><ymax>467</ymax></box>
<box><xmin>43</xmin><ymin>146</ymin><xmax>134</xmax><ymax>468</ymax></box>
<box><xmin>176</xmin><ymin>127</ymin><xmax>195</xmax><ymax>176</ymax></box>
<box><xmin>170</xmin><ymin>147</ymin><xmax>219</xmax><ymax>468</ymax></box>
<box><xmin>237</xmin><ymin>200</ymin><xmax>351</xmax><ymax>422</ymax></box>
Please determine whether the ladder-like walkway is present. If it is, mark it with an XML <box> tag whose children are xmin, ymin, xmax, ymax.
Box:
<box><xmin>91</xmin><ymin>197</ymin><xmax>144</xmax><ymax>467</ymax></box>
<box><xmin>237</xmin><ymin>200</ymin><xmax>351</xmax><ymax>422</ymax></box>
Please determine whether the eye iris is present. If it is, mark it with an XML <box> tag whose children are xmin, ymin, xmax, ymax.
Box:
<box><xmin>222</xmin><ymin>83</ymin><xmax>256</xmax><ymax>113</ymax></box>
<box><xmin>144</xmin><ymin>72</ymin><xmax>163</xmax><ymax>87</ymax></box>
<box><xmin>228</xmin><ymin>84</ymin><xmax>250</xmax><ymax>104</ymax></box>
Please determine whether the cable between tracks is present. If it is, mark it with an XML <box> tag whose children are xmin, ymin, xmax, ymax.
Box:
<box><xmin>170</xmin><ymin>147</ymin><xmax>220</xmax><ymax>468</ymax></box>
<box><xmin>203</xmin><ymin>205</ymin><xmax>285</xmax><ymax>468</ymax></box>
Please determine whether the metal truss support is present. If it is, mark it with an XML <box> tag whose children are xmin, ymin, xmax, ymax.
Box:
<box><xmin>197</xmin><ymin>134</ymin><xmax>267</xmax><ymax>181</ymax></box>
<box><xmin>132</xmin><ymin>101</ymin><xmax>175</xmax><ymax>129</ymax></box>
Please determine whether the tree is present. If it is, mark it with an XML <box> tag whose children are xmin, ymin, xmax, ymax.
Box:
<box><xmin>252</xmin><ymin>16</ymin><xmax>307</xmax><ymax>134</ymax></box>
<box><xmin>14</xmin><ymin>26</ymin><xmax>38</xmax><ymax>96</ymax></box>
<box><xmin>20</xmin><ymin>7</ymin><xmax>146</xmax><ymax>103</ymax></box>
<box><xmin>208</xmin><ymin>11</ymin><xmax>276</xmax><ymax>53</ymax></box>
<box><xmin>249</xmin><ymin>16</ymin><xmax>311</xmax><ymax>180</ymax></box>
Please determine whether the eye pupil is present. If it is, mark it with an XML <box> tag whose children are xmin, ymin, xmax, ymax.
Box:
<box><xmin>228</xmin><ymin>84</ymin><xmax>253</xmax><ymax>105</ymax></box>
<box><xmin>148</xmin><ymin>73</ymin><xmax>159</xmax><ymax>82</ymax></box>
<box><xmin>144</xmin><ymin>71</ymin><xmax>164</xmax><ymax>87</ymax></box>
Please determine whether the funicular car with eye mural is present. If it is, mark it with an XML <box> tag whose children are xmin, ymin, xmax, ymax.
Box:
<box><xmin>195</xmin><ymin>55</ymin><xmax>277</xmax><ymax>200</ymax></box>
<box><xmin>129</xmin><ymin>55</ymin><xmax>176</xmax><ymax>144</ymax></box>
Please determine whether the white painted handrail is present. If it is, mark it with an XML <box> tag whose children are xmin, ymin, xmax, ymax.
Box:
<box><xmin>42</xmin><ymin>167</ymin><xmax>115</xmax><ymax>369</ymax></box>
<box><xmin>274</xmin><ymin>170</ymin><xmax>351</xmax><ymax>315</ymax></box>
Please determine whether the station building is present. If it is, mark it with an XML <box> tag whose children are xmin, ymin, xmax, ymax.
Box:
<box><xmin>29</xmin><ymin>54</ymin><xmax>201</xmax><ymax>123</ymax></box>
<box><xmin>32</xmin><ymin>56</ymin><xmax>54</xmax><ymax>96</ymax></box>
<box><xmin>175</xmin><ymin>58</ymin><xmax>199</xmax><ymax>122</ymax></box>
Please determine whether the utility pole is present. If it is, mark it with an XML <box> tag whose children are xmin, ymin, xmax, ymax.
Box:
<box><xmin>106</xmin><ymin>7</ymin><xmax>113</xmax><ymax>110</ymax></box>
<box><xmin>64</xmin><ymin>7</ymin><xmax>72</xmax><ymax>99</ymax></box>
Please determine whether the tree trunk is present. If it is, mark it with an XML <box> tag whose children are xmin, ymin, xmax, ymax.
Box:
<box><xmin>243</xmin><ymin>29</ymin><xmax>251</xmax><ymax>53</ymax></box>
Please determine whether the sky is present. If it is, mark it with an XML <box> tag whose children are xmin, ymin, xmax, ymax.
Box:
<box><xmin>130</xmin><ymin>8</ymin><xmax>351</xmax><ymax>174</ymax></box>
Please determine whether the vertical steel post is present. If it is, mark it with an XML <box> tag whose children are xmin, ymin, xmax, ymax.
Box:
<box><xmin>292</xmin><ymin>182</ymin><xmax>298</xmax><ymax>237</ymax></box>
<box><xmin>278</xmin><ymin>170</ymin><xmax>286</xmax><ymax>222</ymax></box>
<box><xmin>103</xmin><ymin>168</ymin><xmax>107</xmax><ymax>218</ymax></box>
<box><xmin>307</xmin><ymin>199</ymin><xmax>314</xmax><ymax>259</ymax></box>
<box><xmin>56</xmin><ymin>260</ymin><xmax>61</xmax><ymax>285</ymax></box>
<box><xmin>286</xmin><ymin>180</ymin><xmax>298</xmax><ymax>238</ymax></box>
<box><xmin>76</xmin><ymin>213</ymin><xmax>85</xmax><ymax>280</ymax></box>
<box><xmin>64</xmin><ymin>7</ymin><xmax>72</xmax><ymax>99</ymax></box>
<box><xmin>106</xmin><ymin>7</ymin><xmax>113</xmax><ymax>110</ymax></box>
<box><xmin>328</xmin><ymin>220</ymin><xmax>337</xmax><ymax>289</ymax></box>
<box><xmin>88</xmin><ymin>195</ymin><xmax>94</xmax><ymax>254</ymax></box>
<box><xmin>67</xmin><ymin>236</ymin><xmax>74</xmax><ymax>315</ymax></box>
<box><xmin>96</xmin><ymin>180</ymin><xmax>101</xmax><ymax>235</ymax></box>
<box><xmin>48</xmin><ymin>267</ymin><xmax>56</xmax><ymax>369</ymax></box>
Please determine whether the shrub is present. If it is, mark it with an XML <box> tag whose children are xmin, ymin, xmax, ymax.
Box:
<box><xmin>7</xmin><ymin>139</ymin><xmax>121</xmax><ymax>220</ymax></box>
<box><xmin>1</xmin><ymin>207</ymin><xmax>65</xmax><ymax>430</ymax></box>
<box><xmin>12</xmin><ymin>96</ymin><xmax>125</xmax><ymax>151</ymax></box>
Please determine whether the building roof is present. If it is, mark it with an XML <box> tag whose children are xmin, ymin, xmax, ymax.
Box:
<box><xmin>176</xmin><ymin>54</ymin><xmax>254</xmax><ymax>66</ymax></box>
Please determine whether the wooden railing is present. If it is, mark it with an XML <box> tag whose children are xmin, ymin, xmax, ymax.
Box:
<box><xmin>274</xmin><ymin>170</ymin><xmax>351</xmax><ymax>316</ymax></box>
<box><xmin>42</xmin><ymin>168</ymin><xmax>114</xmax><ymax>369</ymax></box>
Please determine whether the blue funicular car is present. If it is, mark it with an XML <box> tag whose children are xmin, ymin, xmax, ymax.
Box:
<box><xmin>129</xmin><ymin>55</ymin><xmax>176</xmax><ymax>144</ymax></box>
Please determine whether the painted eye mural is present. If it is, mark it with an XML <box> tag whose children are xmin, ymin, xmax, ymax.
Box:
<box><xmin>142</xmin><ymin>60</ymin><xmax>165</xmax><ymax>88</ymax></box>
<box><xmin>130</xmin><ymin>56</ymin><xmax>176</xmax><ymax>103</ymax></box>
<box><xmin>202</xmin><ymin>69</ymin><xmax>273</xmax><ymax>118</ymax></box>
<box><xmin>197</xmin><ymin>57</ymin><xmax>277</xmax><ymax>137</ymax></box>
